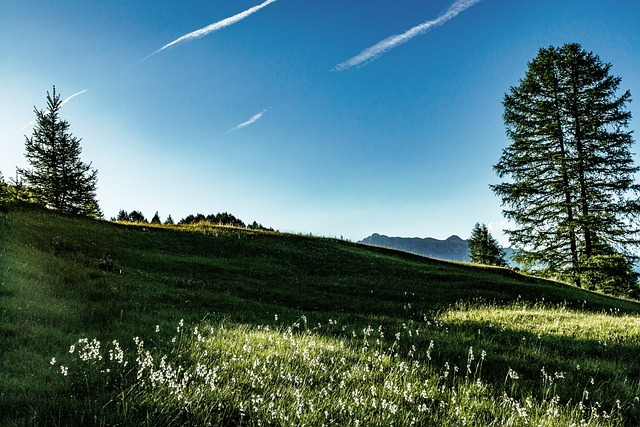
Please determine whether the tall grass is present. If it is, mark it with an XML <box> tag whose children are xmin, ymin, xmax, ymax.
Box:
<box><xmin>2</xmin><ymin>208</ymin><xmax>640</xmax><ymax>425</ymax></box>
<box><xmin>50</xmin><ymin>310</ymin><xmax>634</xmax><ymax>426</ymax></box>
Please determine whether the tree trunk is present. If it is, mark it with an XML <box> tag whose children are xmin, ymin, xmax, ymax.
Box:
<box><xmin>552</xmin><ymin>69</ymin><xmax>581</xmax><ymax>286</ymax></box>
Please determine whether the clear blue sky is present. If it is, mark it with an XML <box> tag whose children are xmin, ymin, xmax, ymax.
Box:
<box><xmin>2</xmin><ymin>0</ymin><xmax>639</xmax><ymax>243</ymax></box>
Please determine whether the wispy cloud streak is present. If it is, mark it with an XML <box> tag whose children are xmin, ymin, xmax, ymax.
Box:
<box><xmin>334</xmin><ymin>0</ymin><xmax>481</xmax><ymax>71</ymax></box>
<box><xmin>60</xmin><ymin>89</ymin><xmax>89</xmax><ymax>108</ymax></box>
<box><xmin>225</xmin><ymin>109</ymin><xmax>269</xmax><ymax>134</ymax></box>
<box><xmin>142</xmin><ymin>0</ymin><xmax>277</xmax><ymax>62</ymax></box>
<box><xmin>18</xmin><ymin>89</ymin><xmax>89</xmax><ymax>132</ymax></box>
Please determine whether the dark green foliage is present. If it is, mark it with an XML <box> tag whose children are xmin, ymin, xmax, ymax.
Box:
<box><xmin>0</xmin><ymin>172</ymin><xmax>8</xmax><ymax>208</ymax></box>
<box><xmin>468</xmin><ymin>223</ymin><xmax>507</xmax><ymax>266</ymax></box>
<box><xmin>16</xmin><ymin>86</ymin><xmax>101</xmax><ymax>217</ymax></box>
<box><xmin>176</xmin><ymin>212</ymin><xmax>273</xmax><ymax>230</ymax></box>
<box><xmin>580</xmin><ymin>253</ymin><xmax>639</xmax><ymax>298</ymax></box>
<box><xmin>249</xmin><ymin>220</ymin><xmax>273</xmax><ymax>231</ymax></box>
<box><xmin>0</xmin><ymin>172</ymin><xmax>35</xmax><ymax>209</ymax></box>
<box><xmin>492</xmin><ymin>43</ymin><xmax>640</xmax><ymax>292</ymax></box>
<box><xmin>179</xmin><ymin>211</ymin><xmax>246</xmax><ymax>227</ymax></box>
<box><xmin>115</xmin><ymin>209</ymin><xmax>147</xmax><ymax>223</ymax></box>
<box><xmin>164</xmin><ymin>214</ymin><xmax>174</xmax><ymax>225</ymax></box>
<box><xmin>178</xmin><ymin>213</ymin><xmax>205</xmax><ymax>224</ymax></box>
<box><xmin>116</xmin><ymin>209</ymin><xmax>130</xmax><ymax>221</ymax></box>
<box><xmin>129</xmin><ymin>210</ymin><xmax>147</xmax><ymax>223</ymax></box>
<box><xmin>151</xmin><ymin>211</ymin><xmax>161</xmax><ymax>224</ymax></box>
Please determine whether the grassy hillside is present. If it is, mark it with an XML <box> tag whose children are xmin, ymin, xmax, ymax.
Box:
<box><xmin>1</xmin><ymin>208</ymin><xmax>639</xmax><ymax>426</ymax></box>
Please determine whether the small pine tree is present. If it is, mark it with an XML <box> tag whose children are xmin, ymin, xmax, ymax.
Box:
<box><xmin>116</xmin><ymin>210</ymin><xmax>131</xmax><ymax>222</ymax></box>
<box><xmin>6</xmin><ymin>173</ymin><xmax>31</xmax><ymax>205</ymax></box>
<box><xmin>17</xmin><ymin>86</ymin><xmax>100</xmax><ymax>217</ymax></box>
<box><xmin>164</xmin><ymin>214</ymin><xmax>174</xmax><ymax>225</ymax></box>
<box><xmin>129</xmin><ymin>210</ymin><xmax>147</xmax><ymax>223</ymax></box>
<box><xmin>151</xmin><ymin>211</ymin><xmax>161</xmax><ymax>224</ymax></box>
<box><xmin>468</xmin><ymin>223</ymin><xmax>507</xmax><ymax>266</ymax></box>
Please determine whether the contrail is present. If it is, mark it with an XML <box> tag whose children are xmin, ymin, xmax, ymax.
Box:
<box><xmin>18</xmin><ymin>89</ymin><xmax>89</xmax><ymax>132</ymax></box>
<box><xmin>59</xmin><ymin>89</ymin><xmax>89</xmax><ymax>108</ymax></box>
<box><xmin>334</xmin><ymin>0</ymin><xmax>482</xmax><ymax>71</ymax></box>
<box><xmin>141</xmin><ymin>0</ymin><xmax>277</xmax><ymax>62</ymax></box>
<box><xmin>225</xmin><ymin>109</ymin><xmax>269</xmax><ymax>134</ymax></box>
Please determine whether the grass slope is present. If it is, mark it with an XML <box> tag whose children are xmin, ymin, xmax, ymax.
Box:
<box><xmin>1</xmin><ymin>208</ymin><xmax>639</xmax><ymax>426</ymax></box>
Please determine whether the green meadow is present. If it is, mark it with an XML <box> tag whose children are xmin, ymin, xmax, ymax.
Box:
<box><xmin>1</xmin><ymin>207</ymin><xmax>640</xmax><ymax>426</ymax></box>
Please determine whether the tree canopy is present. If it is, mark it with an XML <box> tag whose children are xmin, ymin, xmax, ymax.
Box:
<box><xmin>468</xmin><ymin>223</ymin><xmax>507</xmax><ymax>267</ymax></box>
<box><xmin>492</xmin><ymin>43</ymin><xmax>640</xmax><ymax>293</ymax></box>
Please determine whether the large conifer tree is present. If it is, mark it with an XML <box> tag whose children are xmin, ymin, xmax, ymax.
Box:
<box><xmin>492</xmin><ymin>43</ymin><xmax>640</xmax><ymax>287</ymax></box>
<box><xmin>17</xmin><ymin>86</ymin><xmax>101</xmax><ymax>217</ymax></box>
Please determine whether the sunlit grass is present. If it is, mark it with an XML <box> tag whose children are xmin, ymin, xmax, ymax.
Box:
<box><xmin>3</xmin><ymin>208</ymin><xmax>640</xmax><ymax>425</ymax></box>
<box><xmin>441</xmin><ymin>300</ymin><xmax>640</xmax><ymax>343</ymax></box>
<box><xmin>49</xmin><ymin>315</ymin><xmax>632</xmax><ymax>426</ymax></box>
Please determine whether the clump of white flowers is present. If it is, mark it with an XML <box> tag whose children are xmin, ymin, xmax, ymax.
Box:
<box><xmin>49</xmin><ymin>317</ymin><xmax>624</xmax><ymax>426</ymax></box>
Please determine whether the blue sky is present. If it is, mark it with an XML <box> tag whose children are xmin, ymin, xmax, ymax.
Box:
<box><xmin>1</xmin><ymin>0</ymin><xmax>639</xmax><ymax>243</ymax></box>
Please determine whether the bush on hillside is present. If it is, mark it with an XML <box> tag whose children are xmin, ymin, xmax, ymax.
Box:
<box><xmin>580</xmin><ymin>253</ymin><xmax>639</xmax><ymax>298</ymax></box>
<box><xmin>0</xmin><ymin>172</ymin><xmax>8</xmax><ymax>208</ymax></box>
<box><xmin>0</xmin><ymin>173</ymin><xmax>36</xmax><ymax>210</ymax></box>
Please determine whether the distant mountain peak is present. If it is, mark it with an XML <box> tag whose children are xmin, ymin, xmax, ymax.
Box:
<box><xmin>359</xmin><ymin>233</ymin><xmax>515</xmax><ymax>265</ymax></box>
<box><xmin>359</xmin><ymin>233</ymin><xmax>470</xmax><ymax>262</ymax></box>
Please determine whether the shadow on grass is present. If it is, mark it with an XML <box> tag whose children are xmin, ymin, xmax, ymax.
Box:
<box><xmin>2</xmin><ymin>208</ymin><xmax>640</xmax><ymax>425</ymax></box>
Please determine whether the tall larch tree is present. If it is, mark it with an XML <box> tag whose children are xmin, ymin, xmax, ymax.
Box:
<box><xmin>492</xmin><ymin>43</ymin><xmax>640</xmax><ymax>291</ymax></box>
<box><xmin>17</xmin><ymin>86</ymin><xmax>101</xmax><ymax>217</ymax></box>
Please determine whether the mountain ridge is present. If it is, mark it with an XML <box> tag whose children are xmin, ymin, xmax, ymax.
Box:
<box><xmin>359</xmin><ymin>233</ymin><xmax>513</xmax><ymax>264</ymax></box>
